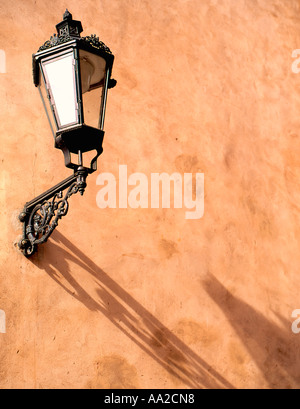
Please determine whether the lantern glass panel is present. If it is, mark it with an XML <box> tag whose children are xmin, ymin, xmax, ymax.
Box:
<box><xmin>41</xmin><ymin>50</ymin><xmax>78</xmax><ymax>129</ymax></box>
<box><xmin>38</xmin><ymin>70</ymin><xmax>56</xmax><ymax>139</ymax></box>
<box><xmin>79</xmin><ymin>50</ymin><xmax>108</xmax><ymax>130</ymax></box>
<box><xmin>79</xmin><ymin>50</ymin><xmax>106</xmax><ymax>92</ymax></box>
<box><xmin>81</xmin><ymin>81</ymin><xmax>104</xmax><ymax>129</ymax></box>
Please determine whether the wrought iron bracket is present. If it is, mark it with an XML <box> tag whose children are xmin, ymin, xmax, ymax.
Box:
<box><xmin>18</xmin><ymin>166</ymin><xmax>88</xmax><ymax>257</ymax></box>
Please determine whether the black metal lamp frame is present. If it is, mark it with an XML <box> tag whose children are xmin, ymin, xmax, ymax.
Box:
<box><xmin>18</xmin><ymin>10</ymin><xmax>116</xmax><ymax>257</ymax></box>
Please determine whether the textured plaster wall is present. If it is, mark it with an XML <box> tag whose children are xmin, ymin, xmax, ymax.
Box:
<box><xmin>1</xmin><ymin>0</ymin><xmax>300</xmax><ymax>389</ymax></box>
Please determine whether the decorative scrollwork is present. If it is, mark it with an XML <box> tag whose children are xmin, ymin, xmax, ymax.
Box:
<box><xmin>38</xmin><ymin>34</ymin><xmax>73</xmax><ymax>52</ymax></box>
<box><xmin>19</xmin><ymin>168</ymin><xmax>87</xmax><ymax>257</ymax></box>
<box><xmin>38</xmin><ymin>33</ymin><xmax>112</xmax><ymax>54</ymax></box>
<box><xmin>81</xmin><ymin>34</ymin><xmax>112</xmax><ymax>54</ymax></box>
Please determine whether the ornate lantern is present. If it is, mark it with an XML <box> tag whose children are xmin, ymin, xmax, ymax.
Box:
<box><xmin>18</xmin><ymin>10</ymin><xmax>116</xmax><ymax>256</ymax></box>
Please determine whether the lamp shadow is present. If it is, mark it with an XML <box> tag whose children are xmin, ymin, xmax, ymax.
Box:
<box><xmin>32</xmin><ymin>231</ymin><xmax>235</xmax><ymax>389</ymax></box>
<box><xmin>203</xmin><ymin>273</ymin><xmax>300</xmax><ymax>389</ymax></box>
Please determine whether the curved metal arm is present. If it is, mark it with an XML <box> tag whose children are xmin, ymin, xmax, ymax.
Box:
<box><xmin>18</xmin><ymin>167</ymin><xmax>88</xmax><ymax>257</ymax></box>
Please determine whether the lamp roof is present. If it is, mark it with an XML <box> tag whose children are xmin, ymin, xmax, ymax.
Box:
<box><xmin>36</xmin><ymin>10</ymin><xmax>112</xmax><ymax>55</ymax></box>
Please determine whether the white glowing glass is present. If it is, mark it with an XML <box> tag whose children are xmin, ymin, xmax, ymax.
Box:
<box><xmin>42</xmin><ymin>52</ymin><xmax>78</xmax><ymax>128</ymax></box>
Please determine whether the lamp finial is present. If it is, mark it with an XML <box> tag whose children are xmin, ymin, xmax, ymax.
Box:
<box><xmin>63</xmin><ymin>9</ymin><xmax>72</xmax><ymax>20</ymax></box>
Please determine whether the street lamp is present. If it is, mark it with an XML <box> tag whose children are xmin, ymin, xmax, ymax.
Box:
<box><xmin>18</xmin><ymin>10</ymin><xmax>116</xmax><ymax>256</ymax></box>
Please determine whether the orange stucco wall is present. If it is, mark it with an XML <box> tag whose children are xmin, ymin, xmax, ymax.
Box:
<box><xmin>1</xmin><ymin>0</ymin><xmax>300</xmax><ymax>389</ymax></box>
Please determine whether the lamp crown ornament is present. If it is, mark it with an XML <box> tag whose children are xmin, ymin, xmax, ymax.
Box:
<box><xmin>37</xmin><ymin>10</ymin><xmax>113</xmax><ymax>57</ymax></box>
<box><xmin>56</xmin><ymin>9</ymin><xmax>83</xmax><ymax>39</ymax></box>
